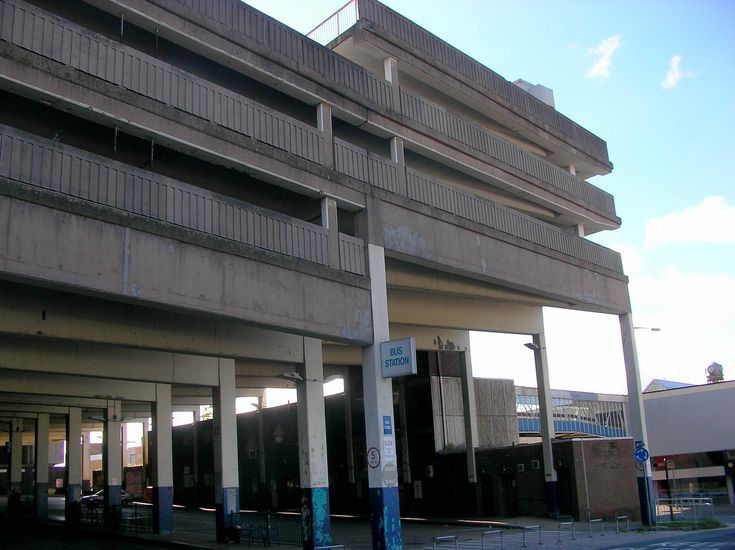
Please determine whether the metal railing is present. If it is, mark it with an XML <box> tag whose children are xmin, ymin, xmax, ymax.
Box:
<box><xmin>615</xmin><ymin>515</ymin><xmax>630</xmax><ymax>533</ymax></box>
<box><xmin>655</xmin><ymin>497</ymin><xmax>714</xmax><ymax>526</ymax></box>
<box><xmin>433</xmin><ymin>535</ymin><xmax>458</xmax><ymax>550</ymax></box>
<box><xmin>307</xmin><ymin>0</ymin><xmax>359</xmax><ymax>46</ymax></box>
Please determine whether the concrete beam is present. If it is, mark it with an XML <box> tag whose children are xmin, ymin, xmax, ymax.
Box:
<box><xmin>0</xmin><ymin>196</ymin><xmax>372</xmax><ymax>344</ymax></box>
<box><xmin>0</xmin><ymin>281</ymin><xmax>305</xmax><ymax>363</ymax></box>
<box><xmin>0</xmin><ymin>335</ymin><xmax>220</xmax><ymax>386</ymax></box>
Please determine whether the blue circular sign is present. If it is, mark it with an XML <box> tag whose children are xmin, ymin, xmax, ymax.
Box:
<box><xmin>634</xmin><ymin>448</ymin><xmax>650</xmax><ymax>462</ymax></box>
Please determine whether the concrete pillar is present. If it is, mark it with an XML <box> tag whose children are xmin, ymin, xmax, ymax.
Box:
<box><xmin>567</xmin><ymin>164</ymin><xmax>577</xmax><ymax>176</ymax></box>
<box><xmin>531</xmin><ymin>330</ymin><xmax>559</xmax><ymax>517</ymax></box>
<box><xmin>384</xmin><ymin>57</ymin><xmax>400</xmax><ymax>111</ymax></box>
<box><xmin>192</xmin><ymin>411</ymin><xmax>200</xmax><ymax>507</ymax></box>
<box><xmin>460</xmin><ymin>351</ymin><xmax>481</xmax><ymax>515</ymax></box>
<box><xmin>213</xmin><ymin>358</ymin><xmax>240</xmax><ymax>542</ymax></box>
<box><xmin>321</xmin><ymin>196</ymin><xmax>340</xmax><ymax>269</ymax></box>
<box><xmin>726</xmin><ymin>474</ymin><xmax>734</xmax><ymax>505</ymax></box>
<box><xmin>82</xmin><ymin>430</ymin><xmax>91</xmax><ymax>494</ymax></box>
<box><xmin>396</xmin><ymin>380</ymin><xmax>411</xmax><ymax>485</ymax></box>
<box><xmin>297</xmin><ymin>337</ymin><xmax>332</xmax><ymax>549</ymax></box>
<box><xmin>34</xmin><ymin>414</ymin><xmax>50</xmax><ymax>520</ymax></box>
<box><xmin>103</xmin><ymin>400</ymin><xmax>123</xmax><ymax>527</ymax></box>
<box><xmin>66</xmin><ymin>408</ymin><xmax>82</xmax><ymax>525</ymax></box>
<box><xmin>317</xmin><ymin>102</ymin><xmax>333</xmax><ymax>169</ymax></box>
<box><xmin>9</xmin><ymin>418</ymin><xmax>23</xmax><ymax>494</ymax></box>
<box><xmin>343</xmin><ymin>371</ymin><xmax>356</xmax><ymax>485</ymax></box>
<box><xmin>362</xmin><ymin>243</ymin><xmax>403</xmax><ymax>550</ymax></box>
<box><xmin>389</xmin><ymin>137</ymin><xmax>407</xmax><ymax>196</ymax></box>
<box><xmin>620</xmin><ymin>313</ymin><xmax>655</xmax><ymax>525</ymax></box>
<box><xmin>152</xmin><ymin>383</ymin><xmax>174</xmax><ymax>533</ymax></box>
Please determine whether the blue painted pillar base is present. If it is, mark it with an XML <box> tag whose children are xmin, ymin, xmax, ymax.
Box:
<box><xmin>301</xmin><ymin>487</ymin><xmax>332</xmax><ymax>550</ymax></box>
<box><xmin>104</xmin><ymin>484</ymin><xmax>123</xmax><ymax>528</ymax></box>
<box><xmin>35</xmin><ymin>482</ymin><xmax>49</xmax><ymax>520</ymax></box>
<box><xmin>153</xmin><ymin>486</ymin><xmax>174</xmax><ymax>534</ymax></box>
<box><xmin>369</xmin><ymin>487</ymin><xmax>402</xmax><ymax>550</ymax></box>
<box><xmin>215</xmin><ymin>487</ymin><xmax>240</xmax><ymax>543</ymax></box>
<box><xmin>65</xmin><ymin>483</ymin><xmax>82</xmax><ymax>525</ymax></box>
<box><xmin>545</xmin><ymin>480</ymin><xmax>559</xmax><ymax>519</ymax></box>
<box><xmin>637</xmin><ymin>476</ymin><xmax>655</xmax><ymax>526</ymax></box>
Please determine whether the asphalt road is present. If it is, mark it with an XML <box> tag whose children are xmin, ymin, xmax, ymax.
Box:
<box><xmin>603</xmin><ymin>527</ymin><xmax>735</xmax><ymax>549</ymax></box>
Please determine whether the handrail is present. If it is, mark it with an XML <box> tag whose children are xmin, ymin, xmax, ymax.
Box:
<box><xmin>306</xmin><ymin>0</ymin><xmax>358</xmax><ymax>46</ymax></box>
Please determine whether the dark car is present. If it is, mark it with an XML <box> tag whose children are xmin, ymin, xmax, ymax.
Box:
<box><xmin>82</xmin><ymin>488</ymin><xmax>135</xmax><ymax>507</ymax></box>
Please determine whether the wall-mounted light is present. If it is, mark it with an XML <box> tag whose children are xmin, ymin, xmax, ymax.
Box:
<box><xmin>524</xmin><ymin>342</ymin><xmax>541</xmax><ymax>351</ymax></box>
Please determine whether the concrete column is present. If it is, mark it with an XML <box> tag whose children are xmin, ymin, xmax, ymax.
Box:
<box><xmin>726</xmin><ymin>474</ymin><xmax>734</xmax><ymax>506</ymax></box>
<box><xmin>82</xmin><ymin>430</ymin><xmax>91</xmax><ymax>494</ymax></box>
<box><xmin>66</xmin><ymin>408</ymin><xmax>82</xmax><ymax>525</ymax></box>
<box><xmin>460</xmin><ymin>351</ymin><xmax>481</xmax><ymax>515</ymax></box>
<box><xmin>321</xmin><ymin>196</ymin><xmax>341</xmax><ymax>269</ymax></box>
<box><xmin>389</xmin><ymin>137</ymin><xmax>407</xmax><ymax>196</ymax></box>
<box><xmin>362</xmin><ymin>243</ymin><xmax>403</xmax><ymax>550</ymax></box>
<box><xmin>531</xmin><ymin>330</ymin><xmax>559</xmax><ymax>517</ymax></box>
<box><xmin>317</xmin><ymin>102</ymin><xmax>333</xmax><ymax>168</ymax></box>
<box><xmin>384</xmin><ymin>57</ymin><xmax>400</xmax><ymax>111</ymax></box>
<box><xmin>297</xmin><ymin>337</ymin><xmax>332</xmax><ymax>549</ymax></box>
<box><xmin>567</xmin><ymin>164</ymin><xmax>576</xmax><ymax>176</ymax></box>
<box><xmin>103</xmin><ymin>400</ymin><xmax>123</xmax><ymax>527</ymax></box>
<box><xmin>34</xmin><ymin>414</ymin><xmax>50</xmax><ymax>520</ymax></box>
<box><xmin>620</xmin><ymin>313</ymin><xmax>655</xmax><ymax>525</ymax></box>
<box><xmin>152</xmin><ymin>383</ymin><xmax>174</xmax><ymax>533</ymax></box>
<box><xmin>9</xmin><ymin>418</ymin><xmax>23</xmax><ymax>494</ymax></box>
<box><xmin>213</xmin><ymin>358</ymin><xmax>240</xmax><ymax>542</ymax></box>
<box><xmin>396</xmin><ymin>380</ymin><xmax>411</xmax><ymax>485</ymax></box>
<box><xmin>192</xmin><ymin>412</ymin><xmax>200</xmax><ymax>507</ymax></box>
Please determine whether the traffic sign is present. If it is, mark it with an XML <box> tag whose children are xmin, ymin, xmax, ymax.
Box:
<box><xmin>634</xmin><ymin>447</ymin><xmax>650</xmax><ymax>462</ymax></box>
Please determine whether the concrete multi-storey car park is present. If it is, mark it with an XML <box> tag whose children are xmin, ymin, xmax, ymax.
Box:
<box><xmin>0</xmin><ymin>0</ymin><xmax>652</xmax><ymax>546</ymax></box>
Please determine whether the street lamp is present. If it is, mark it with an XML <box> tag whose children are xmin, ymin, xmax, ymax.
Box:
<box><xmin>634</xmin><ymin>326</ymin><xmax>662</xmax><ymax>332</ymax></box>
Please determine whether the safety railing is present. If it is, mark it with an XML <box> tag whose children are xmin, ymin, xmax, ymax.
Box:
<box><xmin>433</xmin><ymin>535</ymin><xmax>458</xmax><ymax>550</ymax></box>
<box><xmin>354</xmin><ymin>0</ymin><xmax>611</xmax><ymax>164</ymax></box>
<box><xmin>588</xmin><ymin>517</ymin><xmax>604</xmax><ymax>538</ymax></box>
<box><xmin>406</xmin><ymin>168</ymin><xmax>623</xmax><ymax>274</ymax></box>
<box><xmin>400</xmin><ymin>88</ymin><xmax>616</xmax><ymax>218</ymax></box>
<box><xmin>307</xmin><ymin>0</ymin><xmax>359</xmax><ymax>46</ymax></box>
<box><xmin>615</xmin><ymin>515</ymin><xmax>630</xmax><ymax>533</ymax></box>
<box><xmin>159</xmin><ymin>0</ymin><xmax>393</xmax><ymax>111</ymax></box>
<box><xmin>239</xmin><ymin>511</ymin><xmax>303</xmax><ymax>546</ymax></box>
<box><xmin>481</xmin><ymin>529</ymin><xmax>503</xmax><ymax>549</ymax></box>
<box><xmin>0</xmin><ymin>0</ymin><xmax>323</xmax><ymax>165</ymax></box>
<box><xmin>334</xmin><ymin>137</ymin><xmax>400</xmax><ymax>194</ymax></box>
<box><xmin>655</xmin><ymin>497</ymin><xmax>714</xmax><ymax>526</ymax></box>
<box><xmin>557</xmin><ymin>520</ymin><xmax>575</xmax><ymax>543</ymax></box>
<box><xmin>0</xmin><ymin>125</ymin><xmax>370</xmax><ymax>274</ymax></box>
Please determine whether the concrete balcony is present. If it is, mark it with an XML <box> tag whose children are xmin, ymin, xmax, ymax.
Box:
<box><xmin>84</xmin><ymin>0</ymin><xmax>618</xmax><ymax>220</ymax></box>
<box><xmin>309</xmin><ymin>0</ymin><xmax>612</xmax><ymax>176</ymax></box>
<box><xmin>0</xmin><ymin>123</ymin><xmax>365</xmax><ymax>275</ymax></box>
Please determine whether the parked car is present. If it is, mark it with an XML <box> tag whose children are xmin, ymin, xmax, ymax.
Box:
<box><xmin>82</xmin><ymin>488</ymin><xmax>135</xmax><ymax>507</ymax></box>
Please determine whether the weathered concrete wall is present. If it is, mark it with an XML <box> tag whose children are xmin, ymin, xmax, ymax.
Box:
<box><xmin>0</xmin><ymin>195</ymin><xmax>372</xmax><ymax>343</ymax></box>
<box><xmin>379</xmin><ymin>200</ymin><xmax>630</xmax><ymax>313</ymax></box>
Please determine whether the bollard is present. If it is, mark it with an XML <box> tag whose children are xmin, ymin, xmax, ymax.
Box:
<box><xmin>481</xmin><ymin>529</ymin><xmax>503</xmax><ymax>550</ymax></box>
<box><xmin>521</xmin><ymin>525</ymin><xmax>540</xmax><ymax>548</ymax></box>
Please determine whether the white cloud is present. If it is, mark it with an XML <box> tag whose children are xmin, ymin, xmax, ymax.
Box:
<box><xmin>661</xmin><ymin>55</ymin><xmax>691</xmax><ymax>90</ymax></box>
<box><xmin>645</xmin><ymin>196</ymin><xmax>735</xmax><ymax>249</ymax></box>
<box><xmin>612</xmin><ymin>243</ymin><xmax>644</xmax><ymax>275</ymax></box>
<box><xmin>586</xmin><ymin>34</ymin><xmax>623</xmax><ymax>80</ymax></box>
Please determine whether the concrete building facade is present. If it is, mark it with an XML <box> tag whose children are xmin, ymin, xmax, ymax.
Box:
<box><xmin>0</xmin><ymin>0</ymin><xmax>652</xmax><ymax>546</ymax></box>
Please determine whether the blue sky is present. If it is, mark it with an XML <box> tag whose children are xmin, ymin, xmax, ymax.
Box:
<box><xmin>247</xmin><ymin>0</ymin><xmax>735</xmax><ymax>394</ymax></box>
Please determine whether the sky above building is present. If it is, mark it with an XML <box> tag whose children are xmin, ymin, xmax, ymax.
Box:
<box><xmin>246</xmin><ymin>0</ymin><xmax>735</xmax><ymax>394</ymax></box>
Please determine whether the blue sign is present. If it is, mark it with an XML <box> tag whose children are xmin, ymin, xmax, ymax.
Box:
<box><xmin>383</xmin><ymin>416</ymin><xmax>392</xmax><ymax>435</ymax></box>
<box><xmin>380</xmin><ymin>337</ymin><xmax>417</xmax><ymax>378</ymax></box>
<box><xmin>634</xmin><ymin>447</ymin><xmax>650</xmax><ymax>462</ymax></box>
<box><xmin>634</xmin><ymin>440</ymin><xmax>645</xmax><ymax>450</ymax></box>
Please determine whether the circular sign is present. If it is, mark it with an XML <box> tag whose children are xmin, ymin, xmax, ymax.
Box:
<box><xmin>367</xmin><ymin>447</ymin><xmax>381</xmax><ymax>469</ymax></box>
<box><xmin>634</xmin><ymin>447</ymin><xmax>650</xmax><ymax>462</ymax></box>
<box><xmin>382</xmin><ymin>462</ymin><xmax>398</xmax><ymax>487</ymax></box>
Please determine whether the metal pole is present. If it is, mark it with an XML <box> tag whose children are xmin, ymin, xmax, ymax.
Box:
<box><xmin>580</xmin><ymin>439</ymin><xmax>591</xmax><ymax>522</ymax></box>
<box><xmin>664</xmin><ymin>458</ymin><xmax>674</xmax><ymax>521</ymax></box>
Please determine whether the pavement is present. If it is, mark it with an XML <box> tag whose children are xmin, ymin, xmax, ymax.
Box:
<box><xmin>39</xmin><ymin>504</ymin><xmax>735</xmax><ymax>549</ymax></box>
<box><xmin>7</xmin><ymin>497</ymin><xmax>735</xmax><ymax>549</ymax></box>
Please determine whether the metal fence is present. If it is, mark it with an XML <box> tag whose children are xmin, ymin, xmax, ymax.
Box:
<box><xmin>306</xmin><ymin>0</ymin><xmax>358</xmax><ymax>46</ymax></box>
<box><xmin>655</xmin><ymin>497</ymin><xmax>714</xmax><ymax>525</ymax></box>
<box><xmin>239</xmin><ymin>511</ymin><xmax>302</xmax><ymax>546</ymax></box>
